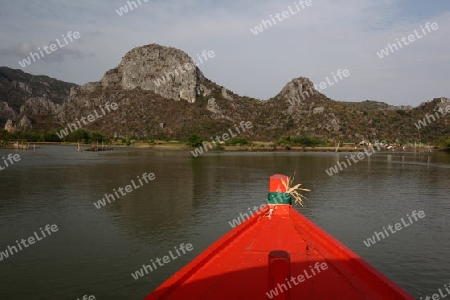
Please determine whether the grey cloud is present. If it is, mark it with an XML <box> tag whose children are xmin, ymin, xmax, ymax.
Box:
<box><xmin>0</xmin><ymin>41</ymin><xmax>96</xmax><ymax>65</ymax></box>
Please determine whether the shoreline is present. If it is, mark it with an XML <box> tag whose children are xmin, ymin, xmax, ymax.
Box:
<box><xmin>0</xmin><ymin>142</ymin><xmax>442</xmax><ymax>153</ymax></box>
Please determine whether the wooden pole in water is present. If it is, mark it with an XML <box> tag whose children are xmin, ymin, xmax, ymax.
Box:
<box><xmin>335</xmin><ymin>141</ymin><xmax>340</xmax><ymax>152</ymax></box>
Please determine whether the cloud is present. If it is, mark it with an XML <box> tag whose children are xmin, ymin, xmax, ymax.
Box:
<box><xmin>0</xmin><ymin>41</ymin><xmax>95</xmax><ymax>65</ymax></box>
<box><xmin>0</xmin><ymin>0</ymin><xmax>448</xmax><ymax>105</ymax></box>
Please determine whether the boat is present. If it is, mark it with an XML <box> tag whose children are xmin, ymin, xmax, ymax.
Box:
<box><xmin>145</xmin><ymin>174</ymin><xmax>414</xmax><ymax>299</ymax></box>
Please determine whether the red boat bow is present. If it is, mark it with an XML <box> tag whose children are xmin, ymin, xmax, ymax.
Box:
<box><xmin>145</xmin><ymin>174</ymin><xmax>414</xmax><ymax>299</ymax></box>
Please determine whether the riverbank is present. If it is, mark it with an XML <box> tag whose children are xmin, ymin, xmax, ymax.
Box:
<box><xmin>0</xmin><ymin>141</ymin><xmax>443</xmax><ymax>152</ymax></box>
<box><xmin>115</xmin><ymin>141</ymin><xmax>440</xmax><ymax>153</ymax></box>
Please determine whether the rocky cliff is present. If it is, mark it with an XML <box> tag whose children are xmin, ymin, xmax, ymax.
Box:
<box><xmin>71</xmin><ymin>44</ymin><xmax>205</xmax><ymax>103</ymax></box>
<box><xmin>0</xmin><ymin>67</ymin><xmax>76</xmax><ymax>130</ymax></box>
<box><xmin>0</xmin><ymin>44</ymin><xmax>448</xmax><ymax>143</ymax></box>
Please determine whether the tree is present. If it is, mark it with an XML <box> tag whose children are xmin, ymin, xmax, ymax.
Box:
<box><xmin>187</xmin><ymin>134</ymin><xmax>203</xmax><ymax>148</ymax></box>
<box><xmin>89</xmin><ymin>131</ymin><xmax>105</xmax><ymax>143</ymax></box>
<box><xmin>226</xmin><ymin>137</ymin><xmax>249</xmax><ymax>146</ymax></box>
<box><xmin>277</xmin><ymin>135</ymin><xmax>328</xmax><ymax>147</ymax></box>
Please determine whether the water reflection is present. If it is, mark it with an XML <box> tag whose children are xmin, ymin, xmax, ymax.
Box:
<box><xmin>0</xmin><ymin>147</ymin><xmax>448</xmax><ymax>299</ymax></box>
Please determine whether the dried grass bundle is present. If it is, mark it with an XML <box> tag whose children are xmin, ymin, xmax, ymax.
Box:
<box><xmin>282</xmin><ymin>174</ymin><xmax>311</xmax><ymax>206</ymax></box>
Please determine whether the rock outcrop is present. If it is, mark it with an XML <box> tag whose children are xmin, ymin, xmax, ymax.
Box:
<box><xmin>0</xmin><ymin>101</ymin><xmax>17</xmax><ymax>122</ymax></box>
<box><xmin>72</xmin><ymin>44</ymin><xmax>205</xmax><ymax>103</ymax></box>
<box><xmin>18</xmin><ymin>115</ymin><xmax>32</xmax><ymax>131</ymax></box>
<box><xmin>277</xmin><ymin>77</ymin><xmax>319</xmax><ymax>104</ymax></box>
<box><xmin>0</xmin><ymin>66</ymin><xmax>75</xmax><ymax>129</ymax></box>
<box><xmin>4</xmin><ymin>119</ymin><xmax>15</xmax><ymax>132</ymax></box>
<box><xmin>20</xmin><ymin>97</ymin><xmax>61</xmax><ymax>116</ymax></box>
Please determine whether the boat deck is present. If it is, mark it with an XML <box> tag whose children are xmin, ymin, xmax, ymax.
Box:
<box><xmin>145</xmin><ymin>205</ymin><xmax>413</xmax><ymax>299</ymax></box>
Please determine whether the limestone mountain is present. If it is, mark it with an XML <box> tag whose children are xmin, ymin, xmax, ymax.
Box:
<box><xmin>71</xmin><ymin>44</ymin><xmax>205</xmax><ymax>103</ymax></box>
<box><xmin>0</xmin><ymin>66</ymin><xmax>76</xmax><ymax>130</ymax></box>
<box><xmin>0</xmin><ymin>44</ymin><xmax>448</xmax><ymax>143</ymax></box>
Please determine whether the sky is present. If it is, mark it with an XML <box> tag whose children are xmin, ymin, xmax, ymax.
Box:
<box><xmin>0</xmin><ymin>0</ymin><xmax>449</xmax><ymax>106</ymax></box>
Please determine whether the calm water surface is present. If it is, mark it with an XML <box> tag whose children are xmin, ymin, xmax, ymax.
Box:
<box><xmin>0</xmin><ymin>145</ymin><xmax>449</xmax><ymax>299</ymax></box>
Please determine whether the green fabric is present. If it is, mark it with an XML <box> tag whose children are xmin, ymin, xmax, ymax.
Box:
<box><xmin>267</xmin><ymin>192</ymin><xmax>292</xmax><ymax>204</ymax></box>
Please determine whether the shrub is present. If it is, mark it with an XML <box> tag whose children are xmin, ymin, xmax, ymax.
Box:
<box><xmin>277</xmin><ymin>135</ymin><xmax>327</xmax><ymax>147</ymax></box>
<box><xmin>187</xmin><ymin>134</ymin><xmax>203</xmax><ymax>148</ymax></box>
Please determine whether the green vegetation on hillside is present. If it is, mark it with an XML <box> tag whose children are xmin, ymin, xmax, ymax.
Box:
<box><xmin>0</xmin><ymin>129</ymin><xmax>108</xmax><ymax>144</ymax></box>
<box><xmin>277</xmin><ymin>135</ymin><xmax>330</xmax><ymax>147</ymax></box>
<box><xmin>435</xmin><ymin>137</ymin><xmax>450</xmax><ymax>151</ymax></box>
<box><xmin>187</xmin><ymin>134</ymin><xmax>203</xmax><ymax>148</ymax></box>
<box><xmin>225</xmin><ymin>137</ymin><xmax>249</xmax><ymax>146</ymax></box>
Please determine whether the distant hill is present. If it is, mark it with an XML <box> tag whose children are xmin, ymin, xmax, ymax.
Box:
<box><xmin>0</xmin><ymin>67</ymin><xmax>76</xmax><ymax>130</ymax></box>
<box><xmin>0</xmin><ymin>44</ymin><xmax>448</xmax><ymax>143</ymax></box>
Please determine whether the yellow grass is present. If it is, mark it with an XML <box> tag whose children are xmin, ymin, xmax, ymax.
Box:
<box><xmin>281</xmin><ymin>174</ymin><xmax>311</xmax><ymax>206</ymax></box>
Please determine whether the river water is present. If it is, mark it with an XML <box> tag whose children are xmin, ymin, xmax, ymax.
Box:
<box><xmin>0</xmin><ymin>145</ymin><xmax>449</xmax><ymax>299</ymax></box>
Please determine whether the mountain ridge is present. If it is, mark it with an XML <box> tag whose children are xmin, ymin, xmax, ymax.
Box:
<box><xmin>0</xmin><ymin>44</ymin><xmax>448</xmax><ymax>143</ymax></box>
